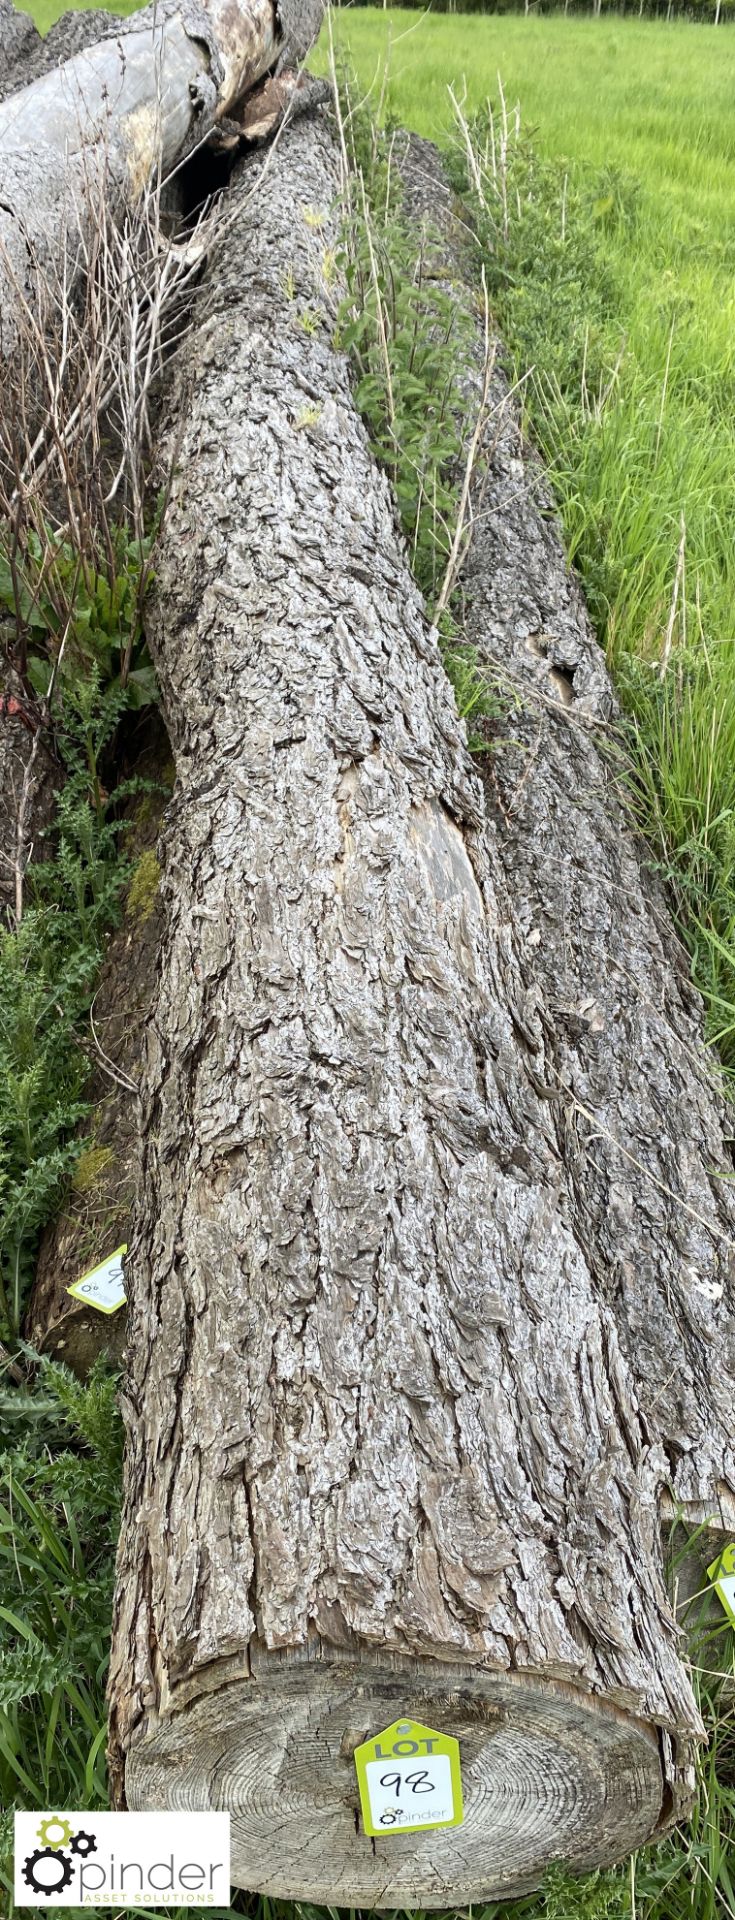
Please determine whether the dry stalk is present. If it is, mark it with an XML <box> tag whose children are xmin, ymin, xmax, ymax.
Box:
<box><xmin>448</xmin><ymin>81</ymin><xmax>484</xmax><ymax>200</ymax></box>
<box><xmin>358</xmin><ymin>169</ymin><xmax>396</xmax><ymax>444</ymax></box>
<box><xmin>0</xmin><ymin>121</ymin><xmax>224</xmax><ymax>927</ymax></box>
<box><xmin>450</xmin><ymin>79</ymin><xmax>521</xmax><ymax>243</ymax></box>
<box><xmin>0</xmin><ymin>146</ymin><xmax>220</xmax><ymax>715</ymax></box>
<box><xmin>660</xmin><ymin>514</ymin><xmax>687</xmax><ymax>681</ymax></box>
<box><xmin>434</xmin><ymin>267</ymin><xmax>498</xmax><ymax>621</ymax></box>
<box><xmin>655</xmin><ymin>312</ymin><xmax>676</xmax><ymax>468</ymax></box>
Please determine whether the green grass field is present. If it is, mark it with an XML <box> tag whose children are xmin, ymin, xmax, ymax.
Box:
<box><xmin>317</xmin><ymin>9</ymin><xmax>735</xmax><ymax>1072</ymax></box>
<box><xmin>319</xmin><ymin>9</ymin><xmax>735</xmax><ymax>175</ymax></box>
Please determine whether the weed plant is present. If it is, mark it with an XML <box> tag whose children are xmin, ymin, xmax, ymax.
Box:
<box><xmin>0</xmin><ymin>662</ymin><xmax>149</xmax><ymax>1343</ymax></box>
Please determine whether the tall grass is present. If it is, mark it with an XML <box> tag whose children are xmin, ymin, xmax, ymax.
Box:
<box><xmin>0</xmin><ymin>1360</ymin><xmax>121</xmax><ymax>1911</ymax></box>
<box><xmin>461</xmin><ymin>108</ymin><xmax>735</xmax><ymax>1067</ymax></box>
<box><xmin>316</xmin><ymin>10</ymin><xmax>735</xmax><ymax>1068</ymax></box>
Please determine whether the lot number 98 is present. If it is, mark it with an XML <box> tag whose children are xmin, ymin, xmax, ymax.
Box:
<box><xmin>365</xmin><ymin>1755</ymin><xmax>455</xmax><ymax>1831</ymax></box>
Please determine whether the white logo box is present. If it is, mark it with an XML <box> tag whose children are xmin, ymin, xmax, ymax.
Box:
<box><xmin>15</xmin><ymin>1811</ymin><xmax>230</xmax><ymax>1907</ymax></box>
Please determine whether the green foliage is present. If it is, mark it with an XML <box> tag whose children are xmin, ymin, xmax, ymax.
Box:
<box><xmin>0</xmin><ymin>919</ymin><xmax>91</xmax><ymax>1341</ymax></box>
<box><xmin>0</xmin><ymin>471</ymin><xmax>162</xmax><ymax>1345</ymax></box>
<box><xmin>447</xmin><ymin>101</ymin><xmax>735</xmax><ymax>1066</ymax></box>
<box><xmin>0</xmin><ymin>1358</ymin><xmax>123</xmax><ymax>1906</ymax></box>
<box><xmin>441</xmin><ymin>635</ymin><xmax>510</xmax><ymax>748</ymax></box>
<box><xmin>339</xmin><ymin>224</ymin><xmax>472</xmax><ymax>603</ymax></box>
<box><xmin>0</xmin><ymin>681</ymin><xmax>136</xmax><ymax>1341</ymax></box>
<box><xmin>1</xmin><ymin>515</ymin><xmax>159</xmax><ymax>712</ymax></box>
<box><xmin>450</xmin><ymin>135</ymin><xmax>623</xmax><ymax>408</ymax></box>
<box><xmin>336</xmin><ymin>79</ymin><xmax>501</xmax><ymax>738</ymax></box>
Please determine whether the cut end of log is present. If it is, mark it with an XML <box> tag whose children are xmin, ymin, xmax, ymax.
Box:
<box><xmin>124</xmin><ymin>1654</ymin><xmax>666</xmax><ymax>1905</ymax></box>
<box><xmin>34</xmin><ymin>1300</ymin><xmax>127</xmax><ymax>1380</ymax></box>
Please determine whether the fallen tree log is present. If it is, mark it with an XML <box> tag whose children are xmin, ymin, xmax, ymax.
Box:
<box><xmin>0</xmin><ymin>0</ymin><xmax>323</xmax><ymax>346</ymax></box>
<box><xmin>107</xmin><ymin>110</ymin><xmax>704</xmax><ymax>1905</ymax></box>
<box><xmin>0</xmin><ymin>0</ymin><xmax>114</xmax><ymax>106</ymax></box>
<box><xmin>464</xmin><ymin>428</ymin><xmax>735</xmax><ymax>1536</ymax></box>
<box><xmin>396</xmin><ymin>134</ymin><xmax>735</xmax><ymax>1547</ymax></box>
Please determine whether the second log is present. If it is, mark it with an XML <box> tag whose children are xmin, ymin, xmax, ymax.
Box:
<box><xmin>108</xmin><ymin>112</ymin><xmax>702</xmax><ymax>1904</ymax></box>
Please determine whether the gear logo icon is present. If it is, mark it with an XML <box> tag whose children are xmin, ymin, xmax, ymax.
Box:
<box><xmin>23</xmin><ymin>1847</ymin><xmax>74</xmax><ymax>1896</ymax></box>
<box><xmin>21</xmin><ymin>1816</ymin><xmax>99</xmax><ymax>1897</ymax></box>
<box><xmin>70</xmin><ymin>1831</ymin><xmax>97</xmax><ymax>1858</ymax></box>
<box><xmin>36</xmin><ymin>1818</ymin><xmax>72</xmax><ymax>1851</ymax></box>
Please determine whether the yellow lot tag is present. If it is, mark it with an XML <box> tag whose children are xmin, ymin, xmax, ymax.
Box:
<box><xmin>707</xmin><ymin>1542</ymin><xmax>735</xmax><ymax>1628</ymax></box>
<box><xmin>354</xmin><ymin>1718</ymin><xmax>463</xmax><ymax>1838</ymax></box>
<box><xmin>67</xmin><ymin>1244</ymin><xmax>127</xmax><ymax>1315</ymax></box>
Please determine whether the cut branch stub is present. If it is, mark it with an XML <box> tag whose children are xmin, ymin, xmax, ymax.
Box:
<box><xmin>108</xmin><ymin>114</ymin><xmax>701</xmax><ymax>1905</ymax></box>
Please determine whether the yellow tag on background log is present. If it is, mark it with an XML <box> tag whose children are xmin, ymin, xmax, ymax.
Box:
<box><xmin>354</xmin><ymin>1718</ymin><xmax>463</xmax><ymax>1837</ymax></box>
<box><xmin>67</xmin><ymin>1244</ymin><xmax>127</xmax><ymax>1315</ymax></box>
<box><xmin>707</xmin><ymin>1542</ymin><xmax>735</xmax><ymax>1627</ymax></box>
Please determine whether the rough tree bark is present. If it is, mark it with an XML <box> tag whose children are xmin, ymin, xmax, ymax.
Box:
<box><xmin>108</xmin><ymin>113</ymin><xmax>704</xmax><ymax>1906</ymax></box>
<box><xmin>0</xmin><ymin>0</ymin><xmax>324</xmax><ymax>346</ymax></box>
<box><xmin>0</xmin><ymin>0</ymin><xmax>114</xmax><ymax>105</ymax></box>
<box><xmin>394</xmin><ymin>135</ymin><xmax>735</xmax><ymax>1550</ymax></box>
<box><xmin>463</xmin><ymin>375</ymin><xmax>735</xmax><ymax>1535</ymax></box>
<box><xmin>426</xmin><ymin>140</ymin><xmax>735</xmax><ymax>1527</ymax></box>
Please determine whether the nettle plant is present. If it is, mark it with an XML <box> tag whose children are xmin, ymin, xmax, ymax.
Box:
<box><xmin>0</xmin><ymin>673</ymin><xmax>146</xmax><ymax>1341</ymax></box>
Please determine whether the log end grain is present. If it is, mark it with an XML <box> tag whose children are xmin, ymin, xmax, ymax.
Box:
<box><xmin>124</xmin><ymin>1652</ymin><xmax>666</xmax><ymax>1905</ymax></box>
